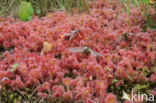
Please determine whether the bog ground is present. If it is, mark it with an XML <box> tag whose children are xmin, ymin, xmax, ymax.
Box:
<box><xmin>0</xmin><ymin>0</ymin><xmax>156</xmax><ymax>103</ymax></box>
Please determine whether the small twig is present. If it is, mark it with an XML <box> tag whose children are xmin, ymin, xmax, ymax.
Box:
<box><xmin>63</xmin><ymin>29</ymin><xmax>81</xmax><ymax>40</ymax></box>
<box><xmin>16</xmin><ymin>89</ymin><xmax>28</xmax><ymax>101</ymax></box>
<box><xmin>30</xmin><ymin>85</ymin><xmax>43</xmax><ymax>100</ymax></box>
<box><xmin>68</xmin><ymin>46</ymin><xmax>103</xmax><ymax>57</ymax></box>
<box><xmin>47</xmin><ymin>88</ymin><xmax>53</xmax><ymax>99</ymax></box>
<box><xmin>113</xmin><ymin>32</ymin><xmax>135</xmax><ymax>48</ymax></box>
<box><xmin>39</xmin><ymin>98</ymin><xmax>45</xmax><ymax>103</ymax></box>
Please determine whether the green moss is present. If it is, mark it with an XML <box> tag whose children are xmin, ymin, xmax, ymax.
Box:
<box><xmin>107</xmin><ymin>79</ymin><xmax>156</xmax><ymax>102</ymax></box>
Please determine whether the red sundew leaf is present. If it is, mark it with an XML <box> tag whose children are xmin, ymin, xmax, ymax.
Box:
<box><xmin>13</xmin><ymin>53</ymin><xmax>22</xmax><ymax>62</ymax></box>
<box><xmin>27</xmin><ymin>57</ymin><xmax>37</xmax><ymax>65</ymax></box>
<box><xmin>57</xmin><ymin>72</ymin><xmax>64</xmax><ymax>80</ymax></box>
<box><xmin>104</xmin><ymin>93</ymin><xmax>117</xmax><ymax>103</ymax></box>
<box><xmin>85</xmin><ymin>98</ymin><xmax>94</xmax><ymax>103</ymax></box>
<box><xmin>48</xmin><ymin>68</ymin><xmax>55</xmax><ymax>79</ymax></box>
<box><xmin>87</xmin><ymin>62</ymin><xmax>95</xmax><ymax>72</ymax></box>
<box><xmin>0</xmin><ymin>71</ymin><xmax>6</xmax><ymax>80</ymax></box>
<box><xmin>18</xmin><ymin>63</ymin><xmax>29</xmax><ymax>76</ymax></box>
<box><xmin>116</xmin><ymin>68</ymin><xmax>129</xmax><ymax>80</ymax></box>
<box><xmin>0</xmin><ymin>77</ymin><xmax>11</xmax><ymax>85</ymax></box>
<box><xmin>5</xmin><ymin>70</ymin><xmax>14</xmax><ymax>78</ymax></box>
<box><xmin>63</xmin><ymin>78</ymin><xmax>71</xmax><ymax>86</ymax></box>
<box><xmin>77</xmin><ymin>79</ymin><xmax>85</xmax><ymax>87</ymax></box>
<box><xmin>25</xmin><ymin>79</ymin><xmax>34</xmax><ymax>87</ymax></box>
<box><xmin>69</xmin><ymin>79</ymin><xmax>77</xmax><ymax>88</ymax></box>
<box><xmin>11</xmin><ymin>76</ymin><xmax>25</xmax><ymax>89</ymax></box>
<box><xmin>53</xmin><ymin>85</ymin><xmax>65</xmax><ymax>97</ymax></box>
<box><xmin>53</xmin><ymin>91</ymin><xmax>62</xmax><ymax>98</ymax></box>
<box><xmin>29</xmin><ymin>69</ymin><xmax>41</xmax><ymax>80</ymax></box>
<box><xmin>42</xmin><ymin>82</ymin><xmax>50</xmax><ymax>90</ymax></box>
<box><xmin>127</xmin><ymin>69</ymin><xmax>135</xmax><ymax>75</ymax></box>
<box><xmin>94</xmin><ymin>64</ymin><xmax>104</xmax><ymax>75</ymax></box>
<box><xmin>7</xmin><ymin>55</ymin><xmax>13</xmax><ymax>63</ymax></box>
<box><xmin>38</xmin><ymin>92</ymin><xmax>49</xmax><ymax>98</ymax></box>
<box><xmin>95</xmin><ymin>80</ymin><xmax>107</xmax><ymax>94</ymax></box>
<box><xmin>82</xmin><ymin>90</ymin><xmax>89</xmax><ymax>97</ymax></box>
<box><xmin>115</xmin><ymin>80</ymin><xmax>124</xmax><ymax>87</ymax></box>
<box><xmin>151</xmin><ymin>90</ymin><xmax>156</xmax><ymax>96</ymax></box>
<box><xmin>57</xmin><ymin>85</ymin><xmax>65</xmax><ymax>94</ymax></box>
<box><xmin>150</xmin><ymin>73</ymin><xmax>156</xmax><ymax>82</ymax></box>
<box><xmin>3</xmin><ymin>51</ymin><xmax>10</xmax><ymax>58</ymax></box>
<box><xmin>63</xmin><ymin>91</ymin><xmax>73</xmax><ymax>100</ymax></box>
<box><xmin>81</xmin><ymin>87</ymin><xmax>94</xmax><ymax>99</ymax></box>
<box><xmin>75</xmin><ymin>92</ymin><xmax>82</xmax><ymax>100</ymax></box>
<box><xmin>3</xmin><ymin>41</ymin><xmax>11</xmax><ymax>48</ymax></box>
<box><xmin>49</xmin><ymin>80</ymin><xmax>56</xmax><ymax>87</ymax></box>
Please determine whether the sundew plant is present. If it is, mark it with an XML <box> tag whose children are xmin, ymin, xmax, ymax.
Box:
<box><xmin>0</xmin><ymin>0</ymin><xmax>155</xmax><ymax>103</ymax></box>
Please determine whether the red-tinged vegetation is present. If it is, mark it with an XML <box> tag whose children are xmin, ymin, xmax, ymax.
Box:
<box><xmin>0</xmin><ymin>0</ymin><xmax>156</xmax><ymax>102</ymax></box>
<box><xmin>63</xmin><ymin>91</ymin><xmax>73</xmax><ymax>100</ymax></box>
<box><xmin>104</xmin><ymin>93</ymin><xmax>117</xmax><ymax>103</ymax></box>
